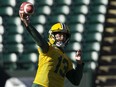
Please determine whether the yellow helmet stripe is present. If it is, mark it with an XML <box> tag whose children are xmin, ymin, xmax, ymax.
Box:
<box><xmin>60</xmin><ymin>23</ymin><xmax>63</xmax><ymax>29</ymax></box>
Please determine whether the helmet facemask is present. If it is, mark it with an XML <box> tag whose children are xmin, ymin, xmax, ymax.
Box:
<box><xmin>48</xmin><ymin>23</ymin><xmax>71</xmax><ymax>48</ymax></box>
<box><xmin>54</xmin><ymin>32</ymin><xmax>66</xmax><ymax>48</ymax></box>
<box><xmin>49</xmin><ymin>32</ymin><xmax>70</xmax><ymax>48</ymax></box>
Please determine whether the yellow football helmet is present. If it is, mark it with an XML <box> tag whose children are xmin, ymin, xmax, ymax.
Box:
<box><xmin>49</xmin><ymin>22</ymin><xmax>71</xmax><ymax>47</ymax></box>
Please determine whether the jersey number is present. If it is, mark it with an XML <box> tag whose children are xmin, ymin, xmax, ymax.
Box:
<box><xmin>54</xmin><ymin>56</ymin><xmax>68</xmax><ymax>77</ymax></box>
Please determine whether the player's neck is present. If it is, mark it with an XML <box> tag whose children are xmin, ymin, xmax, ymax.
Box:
<box><xmin>58</xmin><ymin>47</ymin><xmax>64</xmax><ymax>53</ymax></box>
<box><xmin>53</xmin><ymin>44</ymin><xmax>65</xmax><ymax>52</ymax></box>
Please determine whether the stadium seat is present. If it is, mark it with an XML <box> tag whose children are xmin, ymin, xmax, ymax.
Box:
<box><xmin>87</xmin><ymin>14</ymin><xmax>105</xmax><ymax>23</ymax></box>
<box><xmin>35</xmin><ymin>6</ymin><xmax>51</xmax><ymax>15</ymax></box>
<box><xmin>83</xmin><ymin>42</ymin><xmax>101</xmax><ymax>52</ymax></box>
<box><xmin>16</xmin><ymin>0</ymin><xmax>32</xmax><ymax>5</ymax></box>
<box><xmin>3</xmin><ymin>16</ymin><xmax>21</xmax><ymax>25</ymax></box>
<box><xmin>85</xmin><ymin>23</ymin><xmax>104</xmax><ymax>33</ymax></box>
<box><xmin>31</xmin><ymin>15</ymin><xmax>46</xmax><ymax>24</ymax></box>
<box><xmin>91</xmin><ymin>0</ymin><xmax>108</xmax><ymax>5</ymax></box>
<box><xmin>52</xmin><ymin>5</ymin><xmax>70</xmax><ymax>15</ymax></box>
<box><xmin>0</xmin><ymin>16</ymin><xmax>3</xmax><ymax>25</ymax></box>
<box><xmin>23</xmin><ymin>44</ymin><xmax>38</xmax><ymax>53</ymax></box>
<box><xmin>48</xmin><ymin>14</ymin><xmax>66</xmax><ymax>24</ymax></box>
<box><xmin>0</xmin><ymin>35</ymin><xmax>3</xmax><ymax>44</ymax></box>
<box><xmin>3</xmin><ymin>34</ymin><xmax>22</xmax><ymax>44</ymax></box>
<box><xmin>72</xmin><ymin>0</ymin><xmax>90</xmax><ymax>5</ymax></box>
<box><xmin>36</xmin><ymin>0</ymin><xmax>53</xmax><ymax>6</ymax></box>
<box><xmin>3</xmin><ymin>53</ymin><xmax>18</xmax><ymax>70</ymax></box>
<box><xmin>0</xmin><ymin>25</ymin><xmax>4</xmax><ymax>35</ymax></box>
<box><xmin>84</xmin><ymin>32</ymin><xmax>102</xmax><ymax>42</ymax></box>
<box><xmin>0</xmin><ymin>0</ymin><xmax>16</xmax><ymax>7</ymax></box>
<box><xmin>3</xmin><ymin>43</ymin><xmax>24</xmax><ymax>53</ymax></box>
<box><xmin>67</xmin><ymin>14</ymin><xmax>86</xmax><ymax>24</ymax></box>
<box><xmin>83</xmin><ymin>62</ymin><xmax>97</xmax><ymax>72</ymax></box>
<box><xmin>82</xmin><ymin>51</ymin><xmax>99</xmax><ymax>62</ymax></box>
<box><xmin>22</xmin><ymin>33</ymin><xmax>35</xmax><ymax>44</ymax></box>
<box><xmin>0</xmin><ymin>44</ymin><xmax>3</xmax><ymax>52</ymax></box>
<box><xmin>18</xmin><ymin>53</ymin><xmax>38</xmax><ymax>70</ymax></box>
<box><xmin>69</xmin><ymin>23</ymin><xmax>84</xmax><ymax>33</ymax></box>
<box><xmin>70</xmin><ymin>33</ymin><xmax>82</xmax><ymax>42</ymax></box>
<box><xmin>54</xmin><ymin>0</ymin><xmax>72</xmax><ymax>5</ymax></box>
<box><xmin>71</xmin><ymin>5</ymin><xmax>88</xmax><ymax>14</ymax></box>
<box><xmin>65</xmin><ymin>42</ymin><xmax>81</xmax><ymax>52</ymax></box>
<box><xmin>5</xmin><ymin>25</ymin><xmax>24</xmax><ymax>34</ymax></box>
<box><xmin>89</xmin><ymin>5</ymin><xmax>107</xmax><ymax>14</ymax></box>
<box><xmin>0</xmin><ymin>7</ymin><xmax>13</xmax><ymax>16</ymax></box>
<box><xmin>34</xmin><ymin>24</ymin><xmax>45</xmax><ymax>34</ymax></box>
<box><xmin>19</xmin><ymin>53</ymin><xmax>38</xmax><ymax>63</ymax></box>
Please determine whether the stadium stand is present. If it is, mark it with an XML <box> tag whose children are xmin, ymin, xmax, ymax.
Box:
<box><xmin>94</xmin><ymin>0</ymin><xmax>116</xmax><ymax>86</ymax></box>
<box><xmin>0</xmin><ymin>0</ymin><xmax>111</xmax><ymax>87</ymax></box>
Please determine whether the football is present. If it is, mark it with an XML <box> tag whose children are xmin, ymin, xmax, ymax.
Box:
<box><xmin>19</xmin><ymin>2</ymin><xmax>34</xmax><ymax>15</ymax></box>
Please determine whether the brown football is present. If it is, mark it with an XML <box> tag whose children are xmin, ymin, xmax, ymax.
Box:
<box><xmin>19</xmin><ymin>2</ymin><xmax>34</xmax><ymax>15</ymax></box>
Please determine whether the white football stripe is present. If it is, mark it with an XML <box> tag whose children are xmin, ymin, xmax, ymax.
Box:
<box><xmin>24</xmin><ymin>3</ymin><xmax>31</xmax><ymax>14</ymax></box>
<box><xmin>19</xmin><ymin>10</ymin><xmax>24</xmax><ymax>14</ymax></box>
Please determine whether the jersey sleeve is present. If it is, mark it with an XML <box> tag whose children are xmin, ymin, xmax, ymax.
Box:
<box><xmin>66</xmin><ymin>63</ymin><xmax>84</xmax><ymax>86</ymax></box>
<box><xmin>26</xmin><ymin>23</ymin><xmax>49</xmax><ymax>53</ymax></box>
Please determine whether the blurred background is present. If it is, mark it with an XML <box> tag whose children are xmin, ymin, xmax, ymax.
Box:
<box><xmin>0</xmin><ymin>0</ymin><xmax>116</xmax><ymax>87</ymax></box>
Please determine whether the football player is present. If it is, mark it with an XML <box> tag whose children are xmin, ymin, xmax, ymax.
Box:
<box><xmin>19</xmin><ymin>12</ymin><xmax>84</xmax><ymax>87</ymax></box>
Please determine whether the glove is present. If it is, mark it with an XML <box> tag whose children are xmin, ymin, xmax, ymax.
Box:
<box><xmin>75</xmin><ymin>50</ymin><xmax>83</xmax><ymax>64</ymax></box>
<box><xmin>19</xmin><ymin>10</ymin><xmax>30</xmax><ymax>27</ymax></box>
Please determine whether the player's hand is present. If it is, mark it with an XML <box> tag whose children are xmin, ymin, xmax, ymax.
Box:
<box><xmin>75</xmin><ymin>50</ymin><xmax>83</xmax><ymax>64</ymax></box>
<box><xmin>19</xmin><ymin>11</ymin><xmax>30</xmax><ymax>27</ymax></box>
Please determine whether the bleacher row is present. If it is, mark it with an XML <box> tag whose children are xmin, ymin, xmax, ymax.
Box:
<box><xmin>0</xmin><ymin>0</ymin><xmax>108</xmax><ymax>87</ymax></box>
